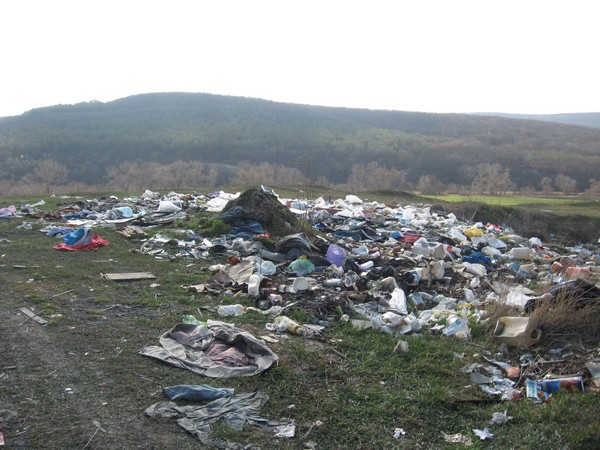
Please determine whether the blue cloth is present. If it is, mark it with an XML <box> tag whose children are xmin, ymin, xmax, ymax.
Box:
<box><xmin>230</xmin><ymin>221</ymin><xmax>265</xmax><ymax>238</ymax></box>
<box><xmin>461</xmin><ymin>252</ymin><xmax>492</xmax><ymax>266</ymax></box>
<box><xmin>46</xmin><ymin>226</ymin><xmax>74</xmax><ymax>237</ymax></box>
<box><xmin>63</xmin><ymin>227</ymin><xmax>93</xmax><ymax>246</ymax></box>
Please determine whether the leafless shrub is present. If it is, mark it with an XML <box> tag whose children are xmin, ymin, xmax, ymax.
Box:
<box><xmin>530</xmin><ymin>291</ymin><xmax>600</xmax><ymax>347</ymax></box>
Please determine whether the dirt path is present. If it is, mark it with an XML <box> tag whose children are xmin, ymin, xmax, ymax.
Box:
<box><xmin>0</xmin><ymin>303</ymin><xmax>201</xmax><ymax>449</ymax></box>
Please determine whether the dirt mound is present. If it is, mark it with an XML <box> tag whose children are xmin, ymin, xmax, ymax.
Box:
<box><xmin>222</xmin><ymin>187</ymin><xmax>299</xmax><ymax>236</ymax></box>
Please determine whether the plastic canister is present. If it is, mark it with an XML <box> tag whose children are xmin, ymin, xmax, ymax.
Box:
<box><xmin>273</xmin><ymin>316</ymin><xmax>305</xmax><ymax>336</ymax></box>
<box><xmin>247</xmin><ymin>274</ymin><xmax>261</xmax><ymax>297</ymax></box>
<box><xmin>511</xmin><ymin>247</ymin><xmax>531</xmax><ymax>260</ymax></box>
<box><xmin>492</xmin><ymin>316</ymin><xmax>542</xmax><ymax>347</ymax></box>
<box><xmin>217</xmin><ymin>304</ymin><xmax>246</xmax><ymax>317</ymax></box>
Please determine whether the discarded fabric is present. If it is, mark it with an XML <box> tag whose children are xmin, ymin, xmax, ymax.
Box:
<box><xmin>162</xmin><ymin>384</ymin><xmax>234</xmax><ymax>401</ymax></box>
<box><xmin>139</xmin><ymin>320</ymin><xmax>278</xmax><ymax>377</ymax></box>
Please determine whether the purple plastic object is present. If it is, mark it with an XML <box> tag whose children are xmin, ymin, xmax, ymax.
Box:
<box><xmin>326</xmin><ymin>244</ymin><xmax>347</xmax><ymax>267</ymax></box>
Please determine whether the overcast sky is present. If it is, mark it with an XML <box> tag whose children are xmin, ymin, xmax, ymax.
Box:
<box><xmin>1</xmin><ymin>0</ymin><xmax>598</xmax><ymax>118</ymax></box>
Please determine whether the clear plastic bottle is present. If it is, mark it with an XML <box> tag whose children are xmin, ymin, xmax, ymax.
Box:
<box><xmin>273</xmin><ymin>315</ymin><xmax>305</xmax><ymax>336</ymax></box>
<box><xmin>217</xmin><ymin>304</ymin><xmax>246</xmax><ymax>317</ymax></box>
<box><xmin>247</xmin><ymin>274</ymin><xmax>261</xmax><ymax>297</ymax></box>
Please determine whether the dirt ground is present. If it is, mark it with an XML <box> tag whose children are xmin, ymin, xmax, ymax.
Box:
<box><xmin>0</xmin><ymin>298</ymin><xmax>210</xmax><ymax>449</ymax></box>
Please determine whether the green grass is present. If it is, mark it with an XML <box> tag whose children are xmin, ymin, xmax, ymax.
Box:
<box><xmin>426</xmin><ymin>194</ymin><xmax>600</xmax><ymax>219</ymax></box>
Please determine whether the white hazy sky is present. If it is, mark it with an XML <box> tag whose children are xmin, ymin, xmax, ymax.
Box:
<box><xmin>1</xmin><ymin>0</ymin><xmax>599</xmax><ymax>118</ymax></box>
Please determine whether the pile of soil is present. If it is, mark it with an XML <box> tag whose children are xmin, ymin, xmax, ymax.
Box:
<box><xmin>222</xmin><ymin>187</ymin><xmax>300</xmax><ymax>236</ymax></box>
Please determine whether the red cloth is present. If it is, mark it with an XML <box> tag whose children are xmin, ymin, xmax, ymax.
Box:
<box><xmin>53</xmin><ymin>234</ymin><xmax>110</xmax><ymax>251</ymax></box>
<box><xmin>399</xmin><ymin>233</ymin><xmax>421</xmax><ymax>244</ymax></box>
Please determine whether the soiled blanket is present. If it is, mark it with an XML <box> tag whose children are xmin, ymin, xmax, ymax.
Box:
<box><xmin>139</xmin><ymin>320</ymin><xmax>278</xmax><ymax>377</ymax></box>
<box><xmin>145</xmin><ymin>392</ymin><xmax>277</xmax><ymax>447</ymax></box>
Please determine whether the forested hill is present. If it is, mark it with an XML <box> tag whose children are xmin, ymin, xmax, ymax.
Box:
<box><xmin>1</xmin><ymin>92</ymin><xmax>600</xmax><ymax>193</ymax></box>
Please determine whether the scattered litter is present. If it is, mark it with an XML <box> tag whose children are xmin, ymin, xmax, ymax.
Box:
<box><xmin>4</xmin><ymin>187</ymin><xmax>600</xmax><ymax>419</ymax></box>
<box><xmin>473</xmin><ymin>427</ymin><xmax>494</xmax><ymax>440</ymax></box>
<box><xmin>274</xmin><ymin>421</ymin><xmax>296</xmax><ymax>438</ymax></box>
<box><xmin>489</xmin><ymin>410</ymin><xmax>511</xmax><ymax>426</ymax></box>
<box><xmin>586</xmin><ymin>360</ymin><xmax>600</xmax><ymax>387</ymax></box>
<box><xmin>526</xmin><ymin>375</ymin><xmax>585</xmax><ymax>402</ymax></box>
<box><xmin>393</xmin><ymin>340</ymin><xmax>409</xmax><ymax>354</ymax></box>
<box><xmin>442</xmin><ymin>432</ymin><xmax>473</xmax><ymax>446</ymax></box>
<box><xmin>393</xmin><ymin>427</ymin><xmax>406</xmax><ymax>439</ymax></box>
<box><xmin>92</xmin><ymin>420</ymin><xmax>107</xmax><ymax>433</ymax></box>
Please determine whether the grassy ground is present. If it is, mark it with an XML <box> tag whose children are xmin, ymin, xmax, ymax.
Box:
<box><xmin>426</xmin><ymin>193</ymin><xmax>600</xmax><ymax>220</ymax></box>
<box><xmin>1</xmin><ymin>194</ymin><xmax>599</xmax><ymax>449</ymax></box>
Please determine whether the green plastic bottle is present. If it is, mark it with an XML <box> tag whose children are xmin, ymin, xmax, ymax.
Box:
<box><xmin>181</xmin><ymin>315</ymin><xmax>204</xmax><ymax>325</ymax></box>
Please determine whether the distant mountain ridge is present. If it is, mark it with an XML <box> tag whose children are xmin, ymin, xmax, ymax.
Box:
<box><xmin>1</xmin><ymin>92</ymin><xmax>600</xmax><ymax>192</ymax></box>
<box><xmin>473</xmin><ymin>112</ymin><xmax>600</xmax><ymax>129</ymax></box>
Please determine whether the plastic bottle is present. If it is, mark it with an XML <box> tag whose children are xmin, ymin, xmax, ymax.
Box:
<box><xmin>359</xmin><ymin>260</ymin><xmax>374</xmax><ymax>271</ymax></box>
<box><xmin>267</xmin><ymin>293</ymin><xmax>282</xmax><ymax>304</ymax></box>
<box><xmin>273</xmin><ymin>315</ymin><xmax>305</xmax><ymax>336</ymax></box>
<box><xmin>247</xmin><ymin>274</ymin><xmax>261</xmax><ymax>297</ymax></box>
<box><xmin>323</xmin><ymin>278</ymin><xmax>343</xmax><ymax>288</ymax></box>
<box><xmin>217</xmin><ymin>304</ymin><xmax>246</xmax><ymax>317</ymax></box>
<box><xmin>181</xmin><ymin>314</ymin><xmax>204</xmax><ymax>325</ymax></box>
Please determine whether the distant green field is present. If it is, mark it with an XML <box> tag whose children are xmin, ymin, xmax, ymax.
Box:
<box><xmin>425</xmin><ymin>194</ymin><xmax>600</xmax><ymax>219</ymax></box>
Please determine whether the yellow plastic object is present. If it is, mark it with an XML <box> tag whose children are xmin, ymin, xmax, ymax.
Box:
<box><xmin>493</xmin><ymin>316</ymin><xmax>542</xmax><ymax>347</ymax></box>
<box><xmin>463</xmin><ymin>227</ymin><xmax>484</xmax><ymax>238</ymax></box>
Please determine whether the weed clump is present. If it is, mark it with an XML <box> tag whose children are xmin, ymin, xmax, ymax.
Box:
<box><xmin>199</xmin><ymin>218</ymin><xmax>231</xmax><ymax>237</ymax></box>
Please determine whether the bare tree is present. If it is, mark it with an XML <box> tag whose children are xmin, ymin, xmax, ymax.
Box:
<box><xmin>417</xmin><ymin>175</ymin><xmax>445</xmax><ymax>195</ymax></box>
<box><xmin>347</xmin><ymin>162</ymin><xmax>408</xmax><ymax>192</ymax></box>
<box><xmin>587</xmin><ymin>178</ymin><xmax>600</xmax><ymax>195</ymax></box>
<box><xmin>554</xmin><ymin>174</ymin><xmax>577</xmax><ymax>194</ymax></box>
<box><xmin>33</xmin><ymin>159</ymin><xmax>68</xmax><ymax>194</ymax></box>
<box><xmin>540</xmin><ymin>176</ymin><xmax>554</xmax><ymax>193</ymax></box>
<box><xmin>465</xmin><ymin>163</ymin><xmax>515</xmax><ymax>195</ymax></box>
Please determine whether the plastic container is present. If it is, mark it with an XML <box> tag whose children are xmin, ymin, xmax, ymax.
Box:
<box><xmin>273</xmin><ymin>315</ymin><xmax>305</xmax><ymax>336</ymax></box>
<box><xmin>493</xmin><ymin>316</ymin><xmax>542</xmax><ymax>347</ymax></box>
<box><xmin>443</xmin><ymin>315</ymin><xmax>471</xmax><ymax>340</ymax></box>
<box><xmin>217</xmin><ymin>304</ymin><xmax>246</xmax><ymax>317</ymax></box>
<box><xmin>323</xmin><ymin>279</ymin><xmax>343</xmax><ymax>288</ymax></box>
<box><xmin>359</xmin><ymin>260</ymin><xmax>374</xmax><ymax>271</ymax></box>
<box><xmin>181</xmin><ymin>315</ymin><xmax>204</xmax><ymax>325</ymax></box>
<box><xmin>247</xmin><ymin>274</ymin><xmax>261</xmax><ymax>297</ymax></box>
<box><xmin>511</xmin><ymin>247</ymin><xmax>531</xmax><ymax>260</ymax></box>
<box><xmin>292</xmin><ymin>277</ymin><xmax>310</xmax><ymax>292</ymax></box>
<box><xmin>258</xmin><ymin>261</ymin><xmax>277</xmax><ymax>276</ymax></box>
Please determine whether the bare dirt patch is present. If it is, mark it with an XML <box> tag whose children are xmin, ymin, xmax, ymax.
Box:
<box><xmin>0</xmin><ymin>303</ymin><xmax>199</xmax><ymax>449</ymax></box>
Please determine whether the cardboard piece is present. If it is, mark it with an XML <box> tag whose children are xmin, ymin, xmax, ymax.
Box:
<box><xmin>101</xmin><ymin>272</ymin><xmax>156</xmax><ymax>281</ymax></box>
<box><xmin>526</xmin><ymin>376</ymin><xmax>584</xmax><ymax>401</ymax></box>
<box><xmin>19</xmin><ymin>307</ymin><xmax>48</xmax><ymax>326</ymax></box>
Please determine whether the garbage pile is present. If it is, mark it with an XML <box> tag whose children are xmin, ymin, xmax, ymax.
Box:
<box><xmin>3</xmin><ymin>187</ymin><xmax>600</xmax><ymax>405</ymax></box>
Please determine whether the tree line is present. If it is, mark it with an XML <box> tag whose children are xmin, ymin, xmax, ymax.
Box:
<box><xmin>2</xmin><ymin>158</ymin><xmax>592</xmax><ymax>198</ymax></box>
